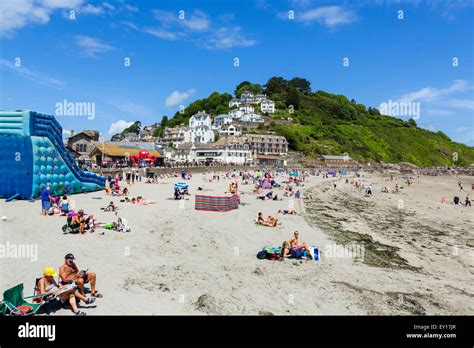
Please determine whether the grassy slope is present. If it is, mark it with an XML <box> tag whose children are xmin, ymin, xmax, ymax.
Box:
<box><xmin>165</xmin><ymin>89</ymin><xmax>474</xmax><ymax>166</ymax></box>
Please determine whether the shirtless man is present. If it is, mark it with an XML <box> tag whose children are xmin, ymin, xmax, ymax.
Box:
<box><xmin>288</xmin><ymin>231</ymin><xmax>311</xmax><ymax>256</ymax></box>
<box><xmin>71</xmin><ymin>210</ymin><xmax>93</xmax><ymax>234</ymax></box>
<box><xmin>59</xmin><ymin>253</ymin><xmax>102</xmax><ymax>298</ymax></box>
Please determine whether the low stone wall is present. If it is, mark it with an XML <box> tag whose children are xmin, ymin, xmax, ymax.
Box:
<box><xmin>91</xmin><ymin>165</ymin><xmax>255</xmax><ymax>177</ymax></box>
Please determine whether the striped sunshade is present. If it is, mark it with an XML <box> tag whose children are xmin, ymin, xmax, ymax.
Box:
<box><xmin>195</xmin><ymin>194</ymin><xmax>239</xmax><ymax>212</ymax></box>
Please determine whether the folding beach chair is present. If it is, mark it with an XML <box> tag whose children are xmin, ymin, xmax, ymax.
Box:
<box><xmin>0</xmin><ymin>283</ymin><xmax>46</xmax><ymax>316</ymax></box>
<box><xmin>61</xmin><ymin>216</ymin><xmax>80</xmax><ymax>234</ymax></box>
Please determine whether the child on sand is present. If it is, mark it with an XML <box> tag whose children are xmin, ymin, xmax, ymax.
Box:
<box><xmin>60</xmin><ymin>195</ymin><xmax>70</xmax><ymax>216</ymax></box>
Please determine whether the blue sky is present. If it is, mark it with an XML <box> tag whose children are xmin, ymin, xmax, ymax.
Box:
<box><xmin>0</xmin><ymin>0</ymin><xmax>473</xmax><ymax>145</ymax></box>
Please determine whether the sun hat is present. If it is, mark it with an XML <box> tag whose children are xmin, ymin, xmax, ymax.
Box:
<box><xmin>43</xmin><ymin>267</ymin><xmax>58</xmax><ymax>277</ymax></box>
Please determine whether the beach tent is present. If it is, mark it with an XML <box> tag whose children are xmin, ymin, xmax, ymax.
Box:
<box><xmin>195</xmin><ymin>195</ymin><xmax>239</xmax><ymax>212</ymax></box>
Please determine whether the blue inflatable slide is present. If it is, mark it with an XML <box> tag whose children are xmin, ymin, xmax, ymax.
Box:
<box><xmin>0</xmin><ymin>110</ymin><xmax>105</xmax><ymax>201</ymax></box>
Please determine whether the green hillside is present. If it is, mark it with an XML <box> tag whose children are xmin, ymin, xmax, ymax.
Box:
<box><xmin>164</xmin><ymin>77</ymin><xmax>474</xmax><ymax>166</ymax></box>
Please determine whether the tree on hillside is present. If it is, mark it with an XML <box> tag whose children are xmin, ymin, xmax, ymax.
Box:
<box><xmin>160</xmin><ymin>116</ymin><xmax>168</xmax><ymax>128</ymax></box>
<box><xmin>153</xmin><ymin>127</ymin><xmax>164</xmax><ymax>138</ymax></box>
<box><xmin>407</xmin><ymin>118</ymin><xmax>417</xmax><ymax>127</ymax></box>
<box><xmin>264</xmin><ymin>77</ymin><xmax>288</xmax><ymax>95</ymax></box>
<box><xmin>286</xmin><ymin>88</ymin><xmax>300</xmax><ymax>109</ymax></box>
<box><xmin>289</xmin><ymin>77</ymin><xmax>311</xmax><ymax>94</ymax></box>
<box><xmin>122</xmin><ymin>121</ymin><xmax>141</xmax><ymax>134</ymax></box>
<box><xmin>236</xmin><ymin>83</ymin><xmax>263</xmax><ymax>98</ymax></box>
<box><xmin>234</xmin><ymin>81</ymin><xmax>251</xmax><ymax>96</ymax></box>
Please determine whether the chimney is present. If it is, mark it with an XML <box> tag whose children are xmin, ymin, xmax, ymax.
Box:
<box><xmin>70</xmin><ymin>130</ymin><xmax>74</xmax><ymax>138</ymax></box>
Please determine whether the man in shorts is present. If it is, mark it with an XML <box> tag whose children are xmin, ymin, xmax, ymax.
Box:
<box><xmin>59</xmin><ymin>253</ymin><xmax>103</xmax><ymax>298</ymax></box>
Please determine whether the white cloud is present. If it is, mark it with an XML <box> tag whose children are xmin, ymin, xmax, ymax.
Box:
<box><xmin>135</xmin><ymin>9</ymin><xmax>253</xmax><ymax>50</ymax></box>
<box><xmin>295</xmin><ymin>6</ymin><xmax>358</xmax><ymax>27</ymax></box>
<box><xmin>123</xmin><ymin>4</ymin><xmax>138</xmax><ymax>13</ymax></box>
<box><xmin>181</xmin><ymin>10</ymin><xmax>210</xmax><ymax>32</ymax></box>
<box><xmin>442</xmin><ymin>99</ymin><xmax>474</xmax><ymax>111</ymax></box>
<box><xmin>204</xmin><ymin>26</ymin><xmax>256</xmax><ymax>50</ymax></box>
<box><xmin>142</xmin><ymin>27</ymin><xmax>182</xmax><ymax>41</ymax></box>
<box><xmin>0</xmin><ymin>0</ymin><xmax>83</xmax><ymax>37</ymax></box>
<box><xmin>165</xmin><ymin>89</ymin><xmax>196</xmax><ymax>107</ymax></box>
<box><xmin>75</xmin><ymin>35</ymin><xmax>114</xmax><ymax>57</ymax></box>
<box><xmin>152</xmin><ymin>9</ymin><xmax>209</xmax><ymax>32</ymax></box>
<box><xmin>102</xmin><ymin>2</ymin><xmax>116</xmax><ymax>11</ymax></box>
<box><xmin>0</xmin><ymin>58</ymin><xmax>64</xmax><ymax>88</ymax></box>
<box><xmin>108</xmin><ymin>120</ymin><xmax>134</xmax><ymax>135</ymax></box>
<box><xmin>397</xmin><ymin>80</ymin><xmax>471</xmax><ymax>103</ymax></box>
<box><xmin>80</xmin><ymin>4</ymin><xmax>104</xmax><ymax>15</ymax></box>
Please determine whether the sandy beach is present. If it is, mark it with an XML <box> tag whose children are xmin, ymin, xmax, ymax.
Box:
<box><xmin>0</xmin><ymin>170</ymin><xmax>472</xmax><ymax>315</ymax></box>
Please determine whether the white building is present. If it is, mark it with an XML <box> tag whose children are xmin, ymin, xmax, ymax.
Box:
<box><xmin>254</xmin><ymin>94</ymin><xmax>267</xmax><ymax>103</ymax></box>
<box><xmin>260</xmin><ymin>99</ymin><xmax>275</xmax><ymax>114</ymax></box>
<box><xmin>213</xmin><ymin>114</ymin><xmax>233</xmax><ymax>128</ymax></box>
<box><xmin>229</xmin><ymin>108</ymin><xmax>244</xmax><ymax>119</ymax></box>
<box><xmin>192</xmin><ymin>136</ymin><xmax>252</xmax><ymax>165</ymax></box>
<box><xmin>189</xmin><ymin>111</ymin><xmax>215</xmax><ymax>143</ymax></box>
<box><xmin>239</xmin><ymin>104</ymin><xmax>255</xmax><ymax>114</ymax></box>
<box><xmin>161</xmin><ymin>127</ymin><xmax>191</xmax><ymax>147</ymax></box>
<box><xmin>241</xmin><ymin>91</ymin><xmax>256</xmax><ymax>104</ymax></box>
<box><xmin>240</xmin><ymin>113</ymin><xmax>263</xmax><ymax>123</ymax></box>
<box><xmin>229</xmin><ymin>99</ymin><xmax>241</xmax><ymax>108</ymax></box>
<box><xmin>219</xmin><ymin>124</ymin><xmax>242</xmax><ymax>137</ymax></box>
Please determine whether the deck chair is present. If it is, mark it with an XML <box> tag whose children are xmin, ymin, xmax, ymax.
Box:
<box><xmin>0</xmin><ymin>283</ymin><xmax>46</xmax><ymax>316</ymax></box>
<box><xmin>61</xmin><ymin>216</ymin><xmax>80</xmax><ymax>234</ymax></box>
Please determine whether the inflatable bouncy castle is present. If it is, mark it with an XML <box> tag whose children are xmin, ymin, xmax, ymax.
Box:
<box><xmin>0</xmin><ymin>110</ymin><xmax>105</xmax><ymax>201</ymax></box>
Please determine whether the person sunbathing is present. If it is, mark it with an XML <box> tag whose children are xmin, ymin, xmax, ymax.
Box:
<box><xmin>102</xmin><ymin>201</ymin><xmax>116</xmax><ymax>212</ymax></box>
<box><xmin>136</xmin><ymin>196</ymin><xmax>156</xmax><ymax>205</ymax></box>
<box><xmin>288</xmin><ymin>231</ymin><xmax>311</xmax><ymax>258</ymax></box>
<box><xmin>38</xmin><ymin>267</ymin><xmax>94</xmax><ymax>316</ymax></box>
<box><xmin>278</xmin><ymin>209</ymin><xmax>298</xmax><ymax>215</ymax></box>
<box><xmin>122</xmin><ymin>188</ymin><xmax>129</xmax><ymax>196</ymax></box>
<box><xmin>256</xmin><ymin>212</ymin><xmax>278</xmax><ymax>227</ymax></box>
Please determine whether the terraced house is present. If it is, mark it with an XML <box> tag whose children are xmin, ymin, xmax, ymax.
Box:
<box><xmin>243</xmin><ymin>134</ymin><xmax>288</xmax><ymax>156</ymax></box>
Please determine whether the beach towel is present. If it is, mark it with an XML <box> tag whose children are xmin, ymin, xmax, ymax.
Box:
<box><xmin>256</xmin><ymin>247</ymin><xmax>282</xmax><ymax>260</ymax></box>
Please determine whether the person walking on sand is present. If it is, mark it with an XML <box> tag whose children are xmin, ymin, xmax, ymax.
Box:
<box><xmin>466</xmin><ymin>194</ymin><xmax>471</xmax><ymax>207</ymax></box>
<box><xmin>40</xmin><ymin>186</ymin><xmax>51</xmax><ymax>216</ymax></box>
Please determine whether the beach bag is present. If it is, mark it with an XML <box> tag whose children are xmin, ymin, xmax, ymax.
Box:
<box><xmin>256</xmin><ymin>250</ymin><xmax>266</xmax><ymax>259</ymax></box>
<box><xmin>264</xmin><ymin>247</ymin><xmax>282</xmax><ymax>261</ymax></box>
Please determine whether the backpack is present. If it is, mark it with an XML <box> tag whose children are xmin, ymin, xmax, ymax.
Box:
<box><xmin>256</xmin><ymin>250</ymin><xmax>266</xmax><ymax>259</ymax></box>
